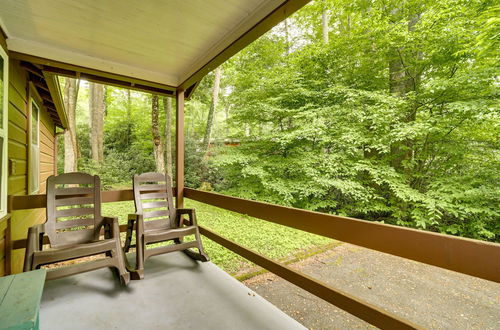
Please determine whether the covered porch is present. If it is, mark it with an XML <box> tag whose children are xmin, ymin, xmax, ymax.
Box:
<box><xmin>7</xmin><ymin>186</ymin><xmax>500</xmax><ymax>329</ymax></box>
<box><xmin>1</xmin><ymin>0</ymin><xmax>499</xmax><ymax>329</ymax></box>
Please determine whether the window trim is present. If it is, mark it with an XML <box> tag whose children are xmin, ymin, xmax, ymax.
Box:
<box><xmin>28</xmin><ymin>93</ymin><xmax>40</xmax><ymax>195</ymax></box>
<box><xmin>0</xmin><ymin>46</ymin><xmax>8</xmax><ymax>218</ymax></box>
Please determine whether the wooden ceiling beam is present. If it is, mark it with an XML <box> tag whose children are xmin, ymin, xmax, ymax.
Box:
<box><xmin>11</xmin><ymin>52</ymin><xmax>177</xmax><ymax>97</ymax></box>
<box><xmin>37</xmin><ymin>89</ymin><xmax>53</xmax><ymax>102</ymax></box>
<box><xmin>42</xmin><ymin>100</ymin><xmax>55</xmax><ymax>108</ymax></box>
<box><xmin>21</xmin><ymin>61</ymin><xmax>44</xmax><ymax>78</ymax></box>
<box><xmin>31</xmin><ymin>79</ymin><xmax>49</xmax><ymax>92</ymax></box>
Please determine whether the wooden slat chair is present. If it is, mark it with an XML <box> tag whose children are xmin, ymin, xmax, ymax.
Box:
<box><xmin>124</xmin><ymin>172</ymin><xmax>208</xmax><ymax>279</ymax></box>
<box><xmin>23</xmin><ymin>173</ymin><xmax>130</xmax><ymax>285</ymax></box>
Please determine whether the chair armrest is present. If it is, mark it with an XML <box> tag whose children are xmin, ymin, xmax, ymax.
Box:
<box><xmin>176</xmin><ymin>208</ymin><xmax>197</xmax><ymax>227</ymax></box>
<box><xmin>127</xmin><ymin>213</ymin><xmax>143</xmax><ymax>222</ymax></box>
<box><xmin>127</xmin><ymin>213</ymin><xmax>144</xmax><ymax>234</ymax></box>
<box><xmin>29</xmin><ymin>223</ymin><xmax>45</xmax><ymax>234</ymax></box>
<box><xmin>27</xmin><ymin>223</ymin><xmax>45</xmax><ymax>250</ymax></box>
<box><xmin>102</xmin><ymin>216</ymin><xmax>119</xmax><ymax>238</ymax></box>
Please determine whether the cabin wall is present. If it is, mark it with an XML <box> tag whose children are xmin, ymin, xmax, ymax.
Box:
<box><xmin>1</xmin><ymin>59</ymin><xmax>57</xmax><ymax>275</ymax></box>
<box><xmin>0</xmin><ymin>217</ymin><xmax>7</xmax><ymax>275</ymax></box>
<box><xmin>0</xmin><ymin>28</ymin><xmax>7</xmax><ymax>275</ymax></box>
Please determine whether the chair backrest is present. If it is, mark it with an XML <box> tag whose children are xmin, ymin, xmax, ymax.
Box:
<box><xmin>133</xmin><ymin>172</ymin><xmax>175</xmax><ymax>230</ymax></box>
<box><xmin>45</xmin><ymin>173</ymin><xmax>103</xmax><ymax>248</ymax></box>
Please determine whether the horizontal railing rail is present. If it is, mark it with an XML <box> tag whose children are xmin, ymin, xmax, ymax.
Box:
<box><xmin>184</xmin><ymin>188</ymin><xmax>500</xmax><ymax>283</ymax></box>
<box><xmin>8</xmin><ymin>189</ymin><xmax>136</xmax><ymax>210</ymax></box>
<box><xmin>7</xmin><ymin>188</ymin><xmax>500</xmax><ymax>329</ymax></box>
<box><xmin>199</xmin><ymin>225</ymin><xmax>420</xmax><ymax>329</ymax></box>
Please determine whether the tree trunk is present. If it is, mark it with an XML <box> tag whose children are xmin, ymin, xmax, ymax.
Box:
<box><xmin>284</xmin><ymin>18</ymin><xmax>291</xmax><ymax>54</ymax></box>
<box><xmin>322</xmin><ymin>8</ymin><xmax>329</xmax><ymax>44</ymax></box>
<box><xmin>103</xmin><ymin>86</ymin><xmax>108</xmax><ymax>117</ymax></box>
<box><xmin>224</xmin><ymin>103</ymin><xmax>230</xmax><ymax>137</ymax></box>
<box><xmin>63</xmin><ymin>78</ymin><xmax>79</xmax><ymax>172</ymax></box>
<box><xmin>126</xmin><ymin>89</ymin><xmax>132</xmax><ymax>145</ymax></box>
<box><xmin>89</xmin><ymin>82</ymin><xmax>105</xmax><ymax>163</ymax></box>
<box><xmin>388</xmin><ymin>12</ymin><xmax>421</xmax><ymax>170</ymax></box>
<box><xmin>203</xmin><ymin>67</ymin><xmax>222</xmax><ymax>154</ymax></box>
<box><xmin>151</xmin><ymin>95</ymin><xmax>165</xmax><ymax>173</ymax></box>
<box><xmin>163</xmin><ymin>97</ymin><xmax>173</xmax><ymax>177</ymax></box>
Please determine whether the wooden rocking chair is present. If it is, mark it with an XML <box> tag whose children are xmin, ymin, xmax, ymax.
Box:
<box><xmin>124</xmin><ymin>172</ymin><xmax>208</xmax><ymax>279</ymax></box>
<box><xmin>23</xmin><ymin>173</ymin><xmax>130</xmax><ymax>285</ymax></box>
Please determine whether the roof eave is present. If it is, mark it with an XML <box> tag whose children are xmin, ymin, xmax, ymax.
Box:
<box><xmin>43</xmin><ymin>71</ymin><xmax>68</xmax><ymax>129</ymax></box>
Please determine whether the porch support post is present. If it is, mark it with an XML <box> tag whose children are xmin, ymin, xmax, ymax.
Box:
<box><xmin>175</xmin><ymin>90</ymin><xmax>185</xmax><ymax>208</ymax></box>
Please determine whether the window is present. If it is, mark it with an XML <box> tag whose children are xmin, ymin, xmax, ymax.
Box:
<box><xmin>29</xmin><ymin>99</ymin><xmax>40</xmax><ymax>194</ymax></box>
<box><xmin>0</xmin><ymin>47</ymin><xmax>8</xmax><ymax>217</ymax></box>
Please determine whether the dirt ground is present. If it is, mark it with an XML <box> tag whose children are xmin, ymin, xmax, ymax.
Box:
<box><xmin>243</xmin><ymin>243</ymin><xmax>500</xmax><ymax>330</ymax></box>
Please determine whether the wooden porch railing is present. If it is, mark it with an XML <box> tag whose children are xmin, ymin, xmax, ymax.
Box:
<box><xmin>7</xmin><ymin>189</ymin><xmax>500</xmax><ymax>329</ymax></box>
<box><xmin>184</xmin><ymin>189</ymin><xmax>500</xmax><ymax>283</ymax></box>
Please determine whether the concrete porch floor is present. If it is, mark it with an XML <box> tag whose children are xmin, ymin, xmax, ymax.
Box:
<box><xmin>40</xmin><ymin>252</ymin><xmax>305</xmax><ymax>329</ymax></box>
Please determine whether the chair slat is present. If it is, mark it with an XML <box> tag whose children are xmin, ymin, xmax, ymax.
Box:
<box><xmin>51</xmin><ymin>173</ymin><xmax>95</xmax><ymax>185</ymax></box>
<box><xmin>56</xmin><ymin>218</ymin><xmax>94</xmax><ymax>230</ymax></box>
<box><xmin>142</xmin><ymin>201</ymin><xmax>168</xmax><ymax>209</ymax></box>
<box><xmin>52</xmin><ymin>229</ymin><xmax>95</xmax><ymax>248</ymax></box>
<box><xmin>138</xmin><ymin>184</ymin><xmax>167</xmax><ymax>192</ymax></box>
<box><xmin>55</xmin><ymin>197</ymin><xmax>94</xmax><ymax>207</ymax></box>
<box><xmin>54</xmin><ymin>187</ymin><xmax>94</xmax><ymax>196</ymax></box>
<box><xmin>143</xmin><ymin>209</ymin><xmax>169</xmax><ymax>219</ymax></box>
<box><xmin>56</xmin><ymin>207</ymin><xmax>94</xmax><ymax>218</ymax></box>
<box><xmin>140</xmin><ymin>192</ymin><xmax>167</xmax><ymax>200</ymax></box>
<box><xmin>135</xmin><ymin>172</ymin><xmax>165</xmax><ymax>183</ymax></box>
<box><xmin>144</xmin><ymin>219</ymin><xmax>169</xmax><ymax>231</ymax></box>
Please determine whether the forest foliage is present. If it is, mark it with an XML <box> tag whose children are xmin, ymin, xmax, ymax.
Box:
<box><xmin>63</xmin><ymin>0</ymin><xmax>499</xmax><ymax>242</ymax></box>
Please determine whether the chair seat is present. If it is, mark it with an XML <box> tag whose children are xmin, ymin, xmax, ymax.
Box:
<box><xmin>33</xmin><ymin>238</ymin><xmax>117</xmax><ymax>266</ymax></box>
<box><xmin>144</xmin><ymin>226</ymin><xmax>197</xmax><ymax>244</ymax></box>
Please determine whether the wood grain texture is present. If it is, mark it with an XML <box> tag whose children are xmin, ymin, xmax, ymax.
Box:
<box><xmin>8</xmin><ymin>103</ymin><xmax>27</xmax><ymax>130</ymax></box>
<box><xmin>8</xmin><ymin>122</ymin><xmax>26</xmax><ymax>144</ymax></box>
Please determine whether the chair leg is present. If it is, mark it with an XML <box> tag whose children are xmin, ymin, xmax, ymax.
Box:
<box><xmin>24</xmin><ymin>227</ymin><xmax>43</xmax><ymax>272</ymax></box>
<box><xmin>179</xmin><ymin>228</ymin><xmax>209</xmax><ymax>262</ymax></box>
<box><xmin>110</xmin><ymin>235</ymin><xmax>130</xmax><ymax>285</ymax></box>
<box><xmin>194</xmin><ymin>227</ymin><xmax>209</xmax><ymax>262</ymax></box>
<box><xmin>124</xmin><ymin>222</ymin><xmax>134</xmax><ymax>253</ymax></box>
<box><xmin>114</xmin><ymin>252</ymin><xmax>130</xmax><ymax>285</ymax></box>
<box><xmin>128</xmin><ymin>233</ymin><xmax>145</xmax><ymax>280</ymax></box>
<box><xmin>24</xmin><ymin>249</ymin><xmax>34</xmax><ymax>272</ymax></box>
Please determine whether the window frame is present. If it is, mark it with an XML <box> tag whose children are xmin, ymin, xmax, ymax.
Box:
<box><xmin>28</xmin><ymin>92</ymin><xmax>40</xmax><ymax>195</ymax></box>
<box><xmin>0</xmin><ymin>46</ymin><xmax>8</xmax><ymax>218</ymax></box>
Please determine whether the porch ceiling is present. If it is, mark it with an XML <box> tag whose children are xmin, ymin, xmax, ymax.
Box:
<box><xmin>0</xmin><ymin>0</ymin><xmax>306</xmax><ymax>90</ymax></box>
